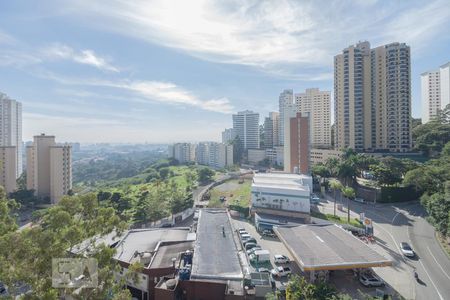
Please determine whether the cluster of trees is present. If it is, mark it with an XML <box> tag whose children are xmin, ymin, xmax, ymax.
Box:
<box><xmin>266</xmin><ymin>275</ymin><xmax>363</xmax><ymax>300</ymax></box>
<box><xmin>413</xmin><ymin>104</ymin><xmax>450</xmax><ymax>157</ymax></box>
<box><xmin>92</xmin><ymin>160</ymin><xmax>213</xmax><ymax>225</ymax></box>
<box><xmin>0</xmin><ymin>190</ymin><xmax>135</xmax><ymax>299</ymax></box>
<box><xmin>312</xmin><ymin>148</ymin><xmax>418</xmax><ymax>188</ymax></box>
<box><xmin>404</xmin><ymin>142</ymin><xmax>450</xmax><ymax>238</ymax></box>
<box><xmin>73</xmin><ymin>151</ymin><xmax>166</xmax><ymax>186</ymax></box>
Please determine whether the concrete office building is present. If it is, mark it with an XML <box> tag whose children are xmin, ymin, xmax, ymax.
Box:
<box><xmin>263</xmin><ymin>112</ymin><xmax>279</xmax><ymax>149</ymax></box>
<box><xmin>278</xmin><ymin>89</ymin><xmax>294</xmax><ymax>146</ymax></box>
<box><xmin>232</xmin><ymin>110</ymin><xmax>260</xmax><ymax>150</ymax></box>
<box><xmin>0</xmin><ymin>146</ymin><xmax>17</xmax><ymax>194</ymax></box>
<box><xmin>221</xmin><ymin>128</ymin><xmax>236</xmax><ymax>144</ymax></box>
<box><xmin>0</xmin><ymin>93</ymin><xmax>22</xmax><ymax>177</ymax></box>
<box><xmin>26</xmin><ymin>134</ymin><xmax>72</xmax><ymax>204</ymax></box>
<box><xmin>334</xmin><ymin>41</ymin><xmax>412</xmax><ymax>152</ymax></box>
<box><xmin>421</xmin><ymin>62</ymin><xmax>450</xmax><ymax>123</ymax></box>
<box><xmin>295</xmin><ymin>88</ymin><xmax>331</xmax><ymax>148</ymax></box>
<box><xmin>284</xmin><ymin>112</ymin><xmax>310</xmax><ymax>174</ymax></box>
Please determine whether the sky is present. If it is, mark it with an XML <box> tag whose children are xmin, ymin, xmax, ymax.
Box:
<box><xmin>0</xmin><ymin>0</ymin><xmax>449</xmax><ymax>144</ymax></box>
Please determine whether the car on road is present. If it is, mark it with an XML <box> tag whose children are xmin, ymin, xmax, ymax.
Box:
<box><xmin>245</xmin><ymin>242</ymin><xmax>258</xmax><ymax>251</ymax></box>
<box><xmin>400</xmin><ymin>242</ymin><xmax>415</xmax><ymax>257</ymax></box>
<box><xmin>359</xmin><ymin>273</ymin><xmax>384</xmax><ymax>287</ymax></box>
<box><xmin>160</xmin><ymin>223</ymin><xmax>173</xmax><ymax>228</ymax></box>
<box><xmin>354</xmin><ymin>197</ymin><xmax>365</xmax><ymax>204</ymax></box>
<box><xmin>261</xmin><ymin>229</ymin><xmax>276</xmax><ymax>237</ymax></box>
<box><xmin>257</xmin><ymin>267</ymin><xmax>270</xmax><ymax>273</ymax></box>
<box><xmin>274</xmin><ymin>254</ymin><xmax>290</xmax><ymax>264</ymax></box>
<box><xmin>247</xmin><ymin>246</ymin><xmax>262</xmax><ymax>255</ymax></box>
<box><xmin>243</xmin><ymin>238</ymin><xmax>257</xmax><ymax>246</ymax></box>
<box><xmin>271</xmin><ymin>266</ymin><xmax>292</xmax><ymax>277</ymax></box>
<box><xmin>241</xmin><ymin>234</ymin><xmax>252</xmax><ymax>240</ymax></box>
<box><xmin>237</xmin><ymin>228</ymin><xmax>247</xmax><ymax>233</ymax></box>
<box><xmin>310</xmin><ymin>194</ymin><xmax>320</xmax><ymax>204</ymax></box>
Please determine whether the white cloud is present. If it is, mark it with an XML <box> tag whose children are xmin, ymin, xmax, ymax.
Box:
<box><xmin>0</xmin><ymin>30</ymin><xmax>16</xmax><ymax>44</ymax></box>
<box><xmin>105</xmin><ymin>80</ymin><xmax>234</xmax><ymax>114</ymax></box>
<box><xmin>67</xmin><ymin>0</ymin><xmax>450</xmax><ymax>77</ymax></box>
<box><xmin>34</xmin><ymin>71</ymin><xmax>234</xmax><ymax>114</ymax></box>
<box><xmin>42</xmin><ymin>43</ymin><xmax>119</xmax><ymax>72</ymax></box>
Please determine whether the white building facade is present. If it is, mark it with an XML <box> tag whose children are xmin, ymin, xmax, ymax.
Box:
<box><xmin>221</xmin><ymin>128</ymin><xmax>236</xmax><ymax>144</ymax></box>
<box><xmin>0</xmin><ymin>93</ymin><xmax>22</xmax><ymax>177</ymax></box>
<box><xmin>232</xmin><ymin>110</ymin><xmax>260</xmax><ymax>150</ymax></box>
<box><xmin>251</xmin><ymin>173</ymin><xmax>312</xmax><ymax>214</ymax></box>
<box><xmin>278</xmin><ymin>89</ymin><xmax>294</xmax><ymax>146</ymax></box>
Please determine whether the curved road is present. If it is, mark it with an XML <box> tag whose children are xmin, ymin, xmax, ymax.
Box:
<box><xmin>319</xmin><ymin>196</ymin><xmax>450</xmax><ymax>300</ymax></box>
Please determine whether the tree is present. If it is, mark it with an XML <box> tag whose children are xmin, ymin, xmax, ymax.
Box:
<box><xmin>198</xmin><ymin>167</ymin><xmax>215</xmax><ymax>184</ymax></box>
<box><xmin>159</xmin><ymin>167</ymin><xmax>170</xmax><ymax>180</ymax></box>
<box><xmin>421</xmin><ymin>187</ymin><xmax>450</xmax><ymax>237</ymax></box>
<box><xmin>413</xmin><ymin>104</ymin><xmax>450</xmax><ymax>156</ymax></box>
<box><xmin>341</xmin><ymin>186</ymin><xmax>355</xmax><ymax>223</ymax></box>
<box><xmin>330</xmin><ymin>180</ymin><xmax>343</xmax><ymax>217</ymax></box>
<box><xmin>312</xmin><ymin>164</ymin><xmax>331</xmax><ymax>178</ymax></box>
<box><xmin>0</xmin><ymin>193</ymin><xmax>129</xmax><ymax>299</ymax></box>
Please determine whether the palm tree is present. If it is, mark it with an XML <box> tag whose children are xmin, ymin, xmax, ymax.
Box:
<box><xmin>330</xmin><ymin>179</ymin><xmax>343</xmax><ymax>216</ymax></box>
<box><xmin>341</xmin><ymin>186</ymin><xmax>356</xmax><ymax>223</ymax></box>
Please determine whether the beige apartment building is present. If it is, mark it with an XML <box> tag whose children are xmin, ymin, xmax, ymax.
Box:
<box><xmin>0</xmin><ymin>146</ymin><xmax>17</xmax><ymax>194</ymax></box>
<box><xmin>334</xmin><ymin>41</ymin><xmax>411</xmax><ymax>152</ymax></box>
<box><xmin>295</xmin><ymin>88</ymin><xmax>331</xmax><ymax>148</ymax></box>
<box><xmin>310</xmin><ymin>148</ymin><xmax>342</xmax><ymax>165</ymax></box>
<box><xmin>27</xmin><ymin>134</ymin><xmax>72</xmax><ymax>204</ymax></box>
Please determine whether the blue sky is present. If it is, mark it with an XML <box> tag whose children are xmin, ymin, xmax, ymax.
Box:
<box><xmin>0</xmin><ymin>0</ymin><xmax>449</xmax><ymax>143</ymax></box>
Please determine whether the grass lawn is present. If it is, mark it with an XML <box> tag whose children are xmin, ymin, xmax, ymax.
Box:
<box><xmin>208</xmin><ymin>179</ymin><xmax>252</xmax><ymax>208</ymax></box>
<box><xmin>311</xmin><ymin>210</ymin><xmax>364</xmax><ymax>228</ymax></box>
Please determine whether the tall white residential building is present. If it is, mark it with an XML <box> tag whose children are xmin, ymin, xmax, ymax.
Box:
<box><xmin>196</xmin><ymin>143</ymin><xmax>210</xmax><ymax>165</ymax></box>
<box><xmin>421</xmin><ymin>70</ymin><xmax>441</xmax><ymax>123</ymax></box>
<box><xmin>295</xmin><ymin>88</ymin><xmax>331</xmax><ymax>148</ymax></box>
<box><xmin>264</xmin><ymin>112</ymin><xmax>280</xmax><ymax>149</ymax></box>
<box><xmin>422</xmin><ymin>62</ymin><xmax>450</xmax><ymax>123</ymax></box>
<box><xmin>171</xmin><ymin>143</ymin><xmax>196</xmax><ymax>163</ymax></box>
<box><xmin>208</xmin><ymin>143</ymin><xmax>233</xmax><ymax>169</ymax></box>
<box><xmin>0</xmin><ymin>146</ymin><xmax>17</xmax><ymax>194</ymax></box>
<box><xmin>0</xmin><ymin>93</ymin><xmax>22</xmax><ymax>177</ymax></box>
<box><xmin>26</xmin><ymin>134</ymin><xmax>72</xmax><ymax>204</ymax></box>
<box><xmin>221</xmin><ymin>128</ymin><xmax>236</xmax><ymax>144</ymax></box>
<box><xmin>334</xmin><ymin>41</ymin><xmax>411</xmax><ymax>152</ymax></box>
<box><xmin>232</xmin><ymin>110</ymin><xmax>260</xmax><ymax>150</ymax></box>
<box><xmin>441</xmin><ymin>63</ymin><xmax>450</xmax><ymax>111</ymax></box>
<box><xmin>278</xmin><ymin>89</ymin><xmax>294</xmax><ymax>146</ymax></box>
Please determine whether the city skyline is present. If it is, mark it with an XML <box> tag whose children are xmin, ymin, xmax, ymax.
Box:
<box><xmin>0</xmin><ymin>1</ymin><xmax>449</xmax><ymax>143</ymax></box>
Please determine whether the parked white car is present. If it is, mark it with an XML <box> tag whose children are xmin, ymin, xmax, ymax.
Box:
<box><xmin>400</xmin><ymin>242</ymin><xmax>415</xmax><ymax>257</ymax></box>
<box><xmin>359</xmin><ymin>273</ymin><xmax>384</xmax><ymax>287</ymax></box>
<box><xmin>274</xmin><ymin>254</ymin><xmax>290</xmax><ymax>264</ymax></box>
<box><xmin>271</xmin><ymin>266</ymin><xmax>292</xmax><ymax>277</ymax></box>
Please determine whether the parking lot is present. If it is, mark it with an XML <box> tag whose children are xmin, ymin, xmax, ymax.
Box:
<box><xmin>231</xmin><ymin>217</ymin><xmax>303</xmax><ymax>288</ymax></box>
<box><xmin>231</xmin><ymin>216</ymin><xmax>399</xmax><ymax>299</ymax></box>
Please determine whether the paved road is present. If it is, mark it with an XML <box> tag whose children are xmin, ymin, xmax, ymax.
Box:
<box><xmin>318</xmin><ymin>194</ymin><xmax>450</xmax><ymax>300</ymax></box>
